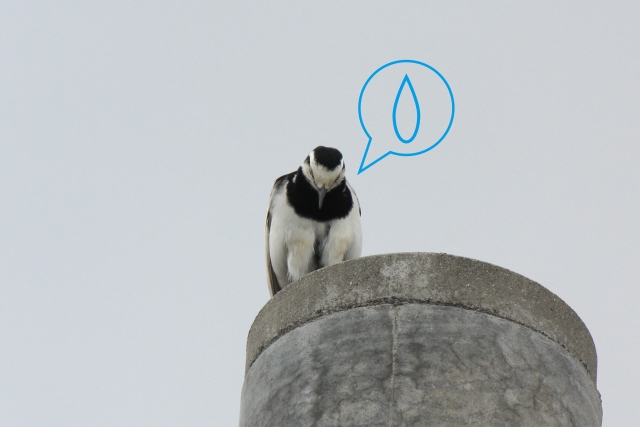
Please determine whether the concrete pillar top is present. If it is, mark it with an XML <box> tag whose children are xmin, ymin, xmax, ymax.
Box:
<box><xmin>246</xmin><ymin>252</ymin><xmax>597</xmax><ymax>383</ymax></box>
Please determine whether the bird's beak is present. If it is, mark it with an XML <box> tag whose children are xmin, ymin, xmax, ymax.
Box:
<box><xmin>318</xmin><ymin>187</ymin><xmax>327</xmax><ymax>209</ymax></box>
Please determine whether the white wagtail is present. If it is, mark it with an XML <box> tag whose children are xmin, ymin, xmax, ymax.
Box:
<box><xmin>266</xmin><ymin>146</ymin><xmax>362</xmax><ymax>296</ymax></box>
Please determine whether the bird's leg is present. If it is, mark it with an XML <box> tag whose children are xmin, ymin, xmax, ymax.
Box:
<box><xmin>320</xmin><ymin>225</ymin><xmax>351</xmax><ymax>268</ymax></box>
<box><xmin>285</xmin><ymin>231</ymin><xmax>316</xmax><ymax>282</ymax></box>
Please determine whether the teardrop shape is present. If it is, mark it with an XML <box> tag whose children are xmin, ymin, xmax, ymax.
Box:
<box><xmin>392</xmin><ymin>74</ymin><xmax>421</xmax><ymax>144</ymax></box>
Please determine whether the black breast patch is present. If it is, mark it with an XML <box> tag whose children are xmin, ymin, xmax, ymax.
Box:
<box><xmin>286</xmin><ymin>167</ymin><xmax>353</xmax><ymax>222</ymax></box>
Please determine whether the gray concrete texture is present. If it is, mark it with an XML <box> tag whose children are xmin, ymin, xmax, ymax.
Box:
<box><xmin>241</xmin><ymin>253</ymin><xmax>602</xmax><ymax>426</ymax></box>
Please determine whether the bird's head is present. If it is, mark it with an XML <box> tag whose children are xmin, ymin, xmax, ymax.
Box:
<box><xmin>301</xmin><ymin>146</ymin><xmax>346</xmax><ymax>209</ymax></box>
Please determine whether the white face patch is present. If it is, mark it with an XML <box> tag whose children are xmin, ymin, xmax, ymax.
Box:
<box><xmin>305</xmin><ymin>151</ymin><xmax>345</xmax><ymax>191</ymax></box>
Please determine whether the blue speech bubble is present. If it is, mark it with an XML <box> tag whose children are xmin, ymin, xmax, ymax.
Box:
<box><xmin>358</xmin><ymin>60</ymin><xmax>455</xmax><ymax>174</ymax></box>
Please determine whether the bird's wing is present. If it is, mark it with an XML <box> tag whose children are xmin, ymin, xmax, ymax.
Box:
<box><xmin>345</xmin><ymin>180</ymin><xmax>363</xmax><ymax>260</ymax></box>
<box><xmin>346</xmin><ymin>180</ymin><xmax>362</xmax><ymax>216</ymax></box>
<box><xmin>265</xmin><ymin>208</ymin><xmax>282</xmax><ymax>297</ymax></box>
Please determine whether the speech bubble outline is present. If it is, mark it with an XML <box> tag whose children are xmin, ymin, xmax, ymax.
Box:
<box><xmin>357</xmin><ymin>59</ymin><xmax>455</xmax><ymax>174</ymax></box>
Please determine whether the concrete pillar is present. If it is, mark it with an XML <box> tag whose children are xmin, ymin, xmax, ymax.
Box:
<box><xmin>240</xmin><ymin>253</ymin><xmax>602</xmax><ymax>426</ymax></box>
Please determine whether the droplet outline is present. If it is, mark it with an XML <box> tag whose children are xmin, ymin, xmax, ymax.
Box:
<box><xmin>392</xmin><ymin>74</ymin><xmax>421</xmax><ymax>144</ymax></box>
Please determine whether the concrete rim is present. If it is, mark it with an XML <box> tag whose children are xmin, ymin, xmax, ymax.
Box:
<box><xmin>246</xmin><ymin>252</ymin><xmax>597</xmax><ymax>383</ymax></box>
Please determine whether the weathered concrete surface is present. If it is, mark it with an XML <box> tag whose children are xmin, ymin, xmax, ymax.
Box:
<box><xmin>240</xmin><ymin>304</ymin><xmax>602</xmax><ymax>426</ymax></box>
<box><xmin>246</xmin><ymin>253</ymin><xmax>597</xmax><ymax>383</ymax></box>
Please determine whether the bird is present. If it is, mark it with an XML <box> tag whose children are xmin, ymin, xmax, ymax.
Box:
<box><xmin>265</xmin><ymin>146</ymin><xmax>362</xmax><ymax>297</ymax></box>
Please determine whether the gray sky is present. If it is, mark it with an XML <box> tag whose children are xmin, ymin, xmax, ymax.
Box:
<box><xmin>1</xmin><ymin>2</ymin><xmax>638</xmax><ymax>426</ymax></box>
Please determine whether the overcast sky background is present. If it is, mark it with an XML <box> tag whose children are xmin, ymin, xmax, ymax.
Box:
<box><xmin>1</xmin><ymin>2</ymin><xmax>639</xmax><ymax>426</ymax></box>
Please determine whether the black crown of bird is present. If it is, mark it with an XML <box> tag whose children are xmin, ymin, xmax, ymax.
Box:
<box><xmin>265</xmin><ymin>146</ymin><xmax>362</xmax><ymax>297</ymax></box>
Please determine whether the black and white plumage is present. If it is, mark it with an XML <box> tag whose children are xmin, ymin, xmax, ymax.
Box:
<box><xmin>266</xmin><ymin>146</ymin><xmax>362</xmax><ymax>297</ymax></box>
